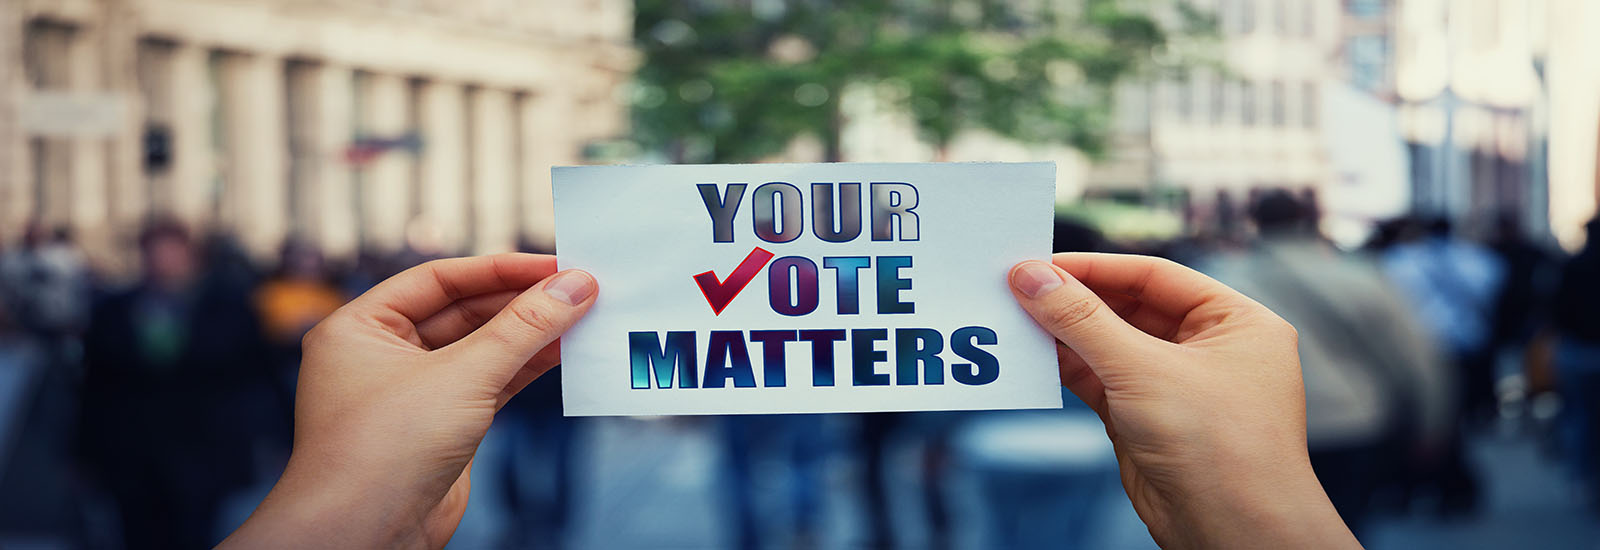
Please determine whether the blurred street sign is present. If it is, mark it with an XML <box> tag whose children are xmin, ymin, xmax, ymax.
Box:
<box><xmin>18</xmin><ymin>91</ymin><xmax>129</xmax><ymax>138</ymax></box>
<box><xmin>344</xmin><ymin>133</ymin><xmax>423</xmax><ymax>165</ymax></box>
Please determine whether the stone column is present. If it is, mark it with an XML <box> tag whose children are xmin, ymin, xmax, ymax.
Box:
<box><xmin>287</xmin><ymin>61</ymin><xmax>357</xmax><ymax>260</ymax></box>
<box><xmin>359</xmin><ymin>72</ymin><xmax>413</xmax><ymax>253</ymax></box>
<box><xmin>469</xmin><ymin>87</ymin><xmax>516</xmax><ymax>255</ymax></box>
<box><xmin>516</xmin><ymin>90</ymin><xmax>569</xmax><ymax>252</ymax></box>
<box><xmin>318</xmin><ymin>64</ymin><xmax>358</xmax><ymax>260</ymax></box>
<box><xmin>0</xmin><ymin>0</ymin><xmax>23</xmax><ymax>243</ymax></box>
<box><xmin>103</xmin><ymin>0</ymin><xmax>144</xmax><ymax>239</ymax></box>
<box><xmin>415</xmin><ymin>80</ymin><xmax>469</xmax><ymax>253</ymax></box>
<box><xmin>166</xmin><ymin>44</ymin><xmax>214</xmax><ymax>230</ymax></box>
<box><xmin>65</xmin><ymin>18</ymin><xmax>109</xmax><ymax>240</ymax></box>
<box><xmin>220</xmin><ymin>52</ymin><xmax>289</xmax><ymax>260</ymax></box>
<box><xmin>23</xmin><ymin>23</ymin><xmax>72</xmax><ymax>231</ymax></box>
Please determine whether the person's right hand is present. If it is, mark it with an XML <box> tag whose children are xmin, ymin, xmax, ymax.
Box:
<box><xmin>1008</xmin><ymin>253</ymin><xmax>1361</xmax><ymax>550</ymax></box>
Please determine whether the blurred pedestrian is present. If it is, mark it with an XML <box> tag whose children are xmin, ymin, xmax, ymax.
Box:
<box><xmin>723</xmin><ymin>413</ymin><xmax>827</xmax><ymax>550</ymax></box>
<box><xmin>0</xmin><ymin>221</ymin><xmax>91</xmax><ymax>369</ymax></box>
<box><xmin>1204</xmin><ymin>190</ymin><xmax>1453</xmax><ymax>536</ymax></box>
<box><xmin>0</xmin><ymin>224</ymin><xmax>92</xmax><ymax>544</ymax></box>
<box><xmin>1363</xmin><ymin>216</ymin><xmax>1424</xmax><ymax>253</ymax></box>
<box><xmin>254</xmin><ymin>238</ymin><xmax>343</xmax><ymax>462</ymax></box>
<box><xmin>0</xmin><ymin>290</ymin><xmax>89</xmax><ymax>544</ymax></box>
<box><xmin>255</xmin><ymin>239</ymin><xmax>345</xmax><ymax>366</ymax></box>
<box><xmin>856</xmin><ymin>412</ymin><xmax>919</xmax><ymax>550</ymax></box>
<box><xmin>1485</xmin><ymin>212</ymin><xmax>1561</xmax><ymax>380</ymax></box>
<box><xmin>494</xmin><ymin>369</ymin><xmax>579</xmax><ymax>550</ymax></box>
<box><xmin>203</xmin><ymin>231</ymin><xmax>264</xmax><ymax>297</ymax></box>
<box><xmin>1552</xmin><ymin>217</ymin><xmax>1600</xmax><ymax>507</ymax></box>
<box><xmin>77</xmin><ymin>219</ymin><xmax>281</xmax><ymax>549</ymax></box>
<box><xmin>1380</xmin><ymin>217</ymin><xmax>1505</xmax><ymax>428</ymax></box>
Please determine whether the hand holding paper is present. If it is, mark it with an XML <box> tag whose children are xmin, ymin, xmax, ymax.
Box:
<box><xmin>220</xmin><ymin>254</ymin><xmax>595</xmax><ymax>549</ymax></box>
<box><xmin>1008</xmin><ymin>253</ymin><xmax>1361</xmax><ymax>550</ymax></box>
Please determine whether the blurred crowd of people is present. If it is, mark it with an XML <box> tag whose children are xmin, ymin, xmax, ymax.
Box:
<box><xmin>1191</xmin><ymin>192</ymin><xmax>1600</xmax><ymax>540</ymax></box>
<box><xmin>0</xmin><ymin>194</ymin><xmax>1597</xmax><ymax>549</ymax></box>
<box><xmin>0</xmin><ymin>219</ymin><xmax>429</xmax><ymax>548</ymax></box>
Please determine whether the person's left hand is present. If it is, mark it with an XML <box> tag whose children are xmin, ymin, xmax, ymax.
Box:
<box><xmin>222</xmin><ymin>254</ymin><xmax>596</xmax><ymax>549</ymax></box>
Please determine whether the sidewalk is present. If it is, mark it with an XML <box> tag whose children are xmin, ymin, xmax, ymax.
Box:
<box><xmin>1365</xmin><ymin>430</ymin><xmax>1600</xmax><ymax>550</ymax></box>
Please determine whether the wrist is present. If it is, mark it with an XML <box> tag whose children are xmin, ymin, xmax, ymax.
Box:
<box><xmin>221</xmin><ymin>460</ymin><xmax>429</xmax><ymax>549</ymax></box>
<box><xmin>1170</xmin><ymin>457</ymin><xmax>1359</xmax><ymax>550</ymax></box>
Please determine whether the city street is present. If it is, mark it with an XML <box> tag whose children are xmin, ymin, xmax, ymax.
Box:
<box><xmin>535</xmin><ymin>416</ymin><xmax>1600</xmax><ymax>550</ymax></box>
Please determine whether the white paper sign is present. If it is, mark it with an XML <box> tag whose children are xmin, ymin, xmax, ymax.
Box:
<box><xmin>553</xmin><ymin>162</ymin><xmax>1062</xmax><ymax>416</ymax></box>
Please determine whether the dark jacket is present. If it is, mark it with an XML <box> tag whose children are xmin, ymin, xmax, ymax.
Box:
<box><xmin>77</xmin><ymin>275</ymin><xmax>279</xmax><ymax>493</ymax></box>
<box><xmin>1553</xmin><ymin>222</ymin><xmax>1600</xmax><ymax>344</ymax></box>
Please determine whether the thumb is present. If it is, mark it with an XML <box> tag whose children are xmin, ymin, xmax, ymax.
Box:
<box><xmin>1009</xmin><ymin>260</ymin><xmax>1152</xmax><ymax>367</ymax></box>
<box><xmin>441</xmin><ymin>269</ymin><xmax>597</xmax><ymax>385</ymax></box>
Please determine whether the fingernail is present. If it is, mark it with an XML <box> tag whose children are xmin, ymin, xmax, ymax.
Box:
<box><xmin>1012</xmin><ymin>261</ymin><xmax>1063</xmax><ymax>298</ymax></box>
<box><xmin>544</xmin><ymin>270</ymin><xmax>595</xmax><ymax>306</ymax></box>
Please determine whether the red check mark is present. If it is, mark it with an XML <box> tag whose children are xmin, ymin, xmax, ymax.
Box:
<box><xmin>694</xmin><ymin>247</ymin><xmax>775</xmax><ymax>315</ymax></box>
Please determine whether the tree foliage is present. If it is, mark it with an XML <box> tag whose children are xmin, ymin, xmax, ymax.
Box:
<box><xmin>631</xmin><ymin>0</ymin><xmax>1213</xmax><ymax>163</ymax></box>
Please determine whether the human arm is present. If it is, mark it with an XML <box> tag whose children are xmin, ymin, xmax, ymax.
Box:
<box><xmin>220</xmin><ymin>253</ymin><xmax>596</xmax><ymax>549</ymax></box>
<box><xmin>1008</xmin><ymin>253</ymin><xmax>1361</xmax><ymax>549</ymax></box>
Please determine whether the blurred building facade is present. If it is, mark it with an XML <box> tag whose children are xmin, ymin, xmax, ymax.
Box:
<box><xmin>1541</xmin><ymin>0</ymin><xmax>1600</xmax><ymax>250</ymax></box>
<box><xmin>1096</xmin><ymin>0</ymin><xmax>1600</xmax><ymax>249</ymax></box>
<box><xmin>1092</xmin><ymin>0</ymin><xmax>1341</xmax><ymax>239</ymax></box>
<box><xmin>1396</xmin><ymin>0</ymin><xmax>1545</xmax><ymax>239</ymax></box>
<box><xmin>1</xmin><ymin>0</ymin><xmax>635</xmax><ymax>270</ymax></box>
<box><xmin>1396</xmin><ymin>0</ymin><xmax>1600</xmax><ymax>250</ymax></box>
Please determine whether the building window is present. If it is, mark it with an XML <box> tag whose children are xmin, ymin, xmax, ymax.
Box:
<box><xmin>1211</xmin><ymin>73</ymin><xmax>1227</xmax><ymax>125</ymax></box>
<box><xmin>1176</xmin><ymin>76</ymin><xmax>1194</xmax><ymax>121</ymax></box>
<box><xmin>1302</xmin><ymin>81</ymin><xmax>1319</xmax><ymax>129</ymax></box>
<box><xmin>22</xmin><ymin>21</ymin><xmax>73</xmax><ymax>89</ymax></box>
<box><xmin>1302</xmin><ymin>0</ymin><xmax>1316</xmax><ymax>36</ymax></box>
<box><xmin>1239</xmin><ymin>0</ymin><xmax>1256</xmax><ymax>34</ymax></box>
<box><xmin>1349</xmin><ymin>0</ymin><xmax>1385</xmax><ymax>18</ymax></box>
<box><xmin>1270</xmin><ymin>81</ymin><xmax>1286</xmax><ymax>127</ymax></box>
<box><xmin>1407</xmin><ymin>142</ymin><xmax>1433</xmax><ymax>211</ymax></box>
<box><xmin>1346</xmin><ymin>35</ymin><xmax>1388</xmax><ymax>93</ymax></box>
<box><xmin>1274</xmin><ymin>0</ymin><xmax>1289</xmax><ymax>35</ymax></box>
<box><xmin>1240</xmin><ymin>80</ymin><xmax>1257</xmax><ymax>126</ymax></box>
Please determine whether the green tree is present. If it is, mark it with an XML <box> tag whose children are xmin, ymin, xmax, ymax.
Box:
<box><xmin>631</xmin><ymin>0</ymin><xmax>1214</xmax><ymax>163</ymax></box>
